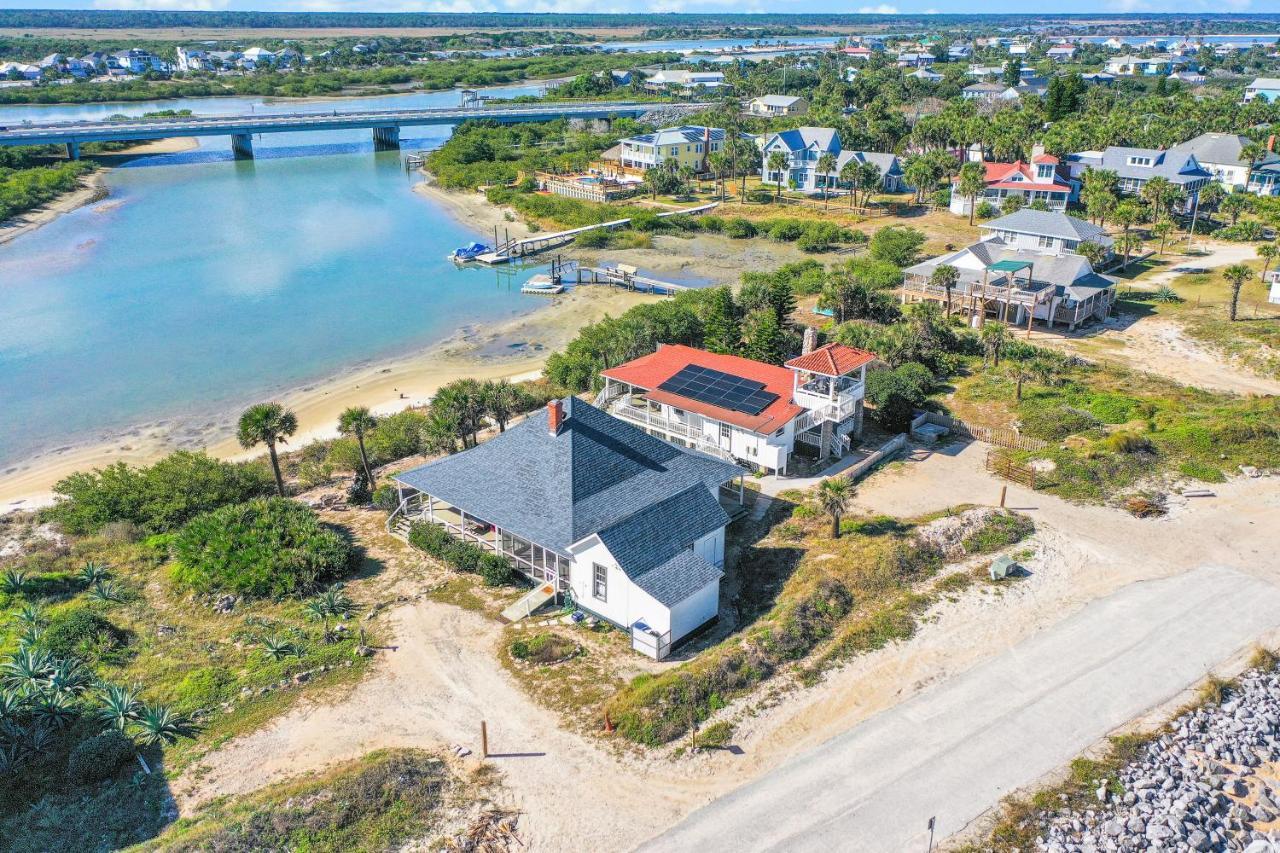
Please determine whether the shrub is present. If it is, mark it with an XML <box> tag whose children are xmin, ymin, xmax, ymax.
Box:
<box><xmin>866</xmin><ymin>363</ymin><xmax>931</xmax><ymax>432</ymax></box>
<box><xmin>364</xmin><ymin>410</ymin><xmax>431</xmax><ymax>464</ymax></box>
<box><xmin>630</xmin><ymin>210</ymin><xmax>665</xmax><ymax>232</ymax></box>
<box><xmin>479</xmin><ymin>553</ymin><xmax>515</xmax><ymax>587</ymax></box>
<box><xmin>1178</xmin><ymin>459</ymin><xmax>1226</xmax><ymax>483</ymax></box>
<box><xmin>44</xmin><ymin>451</ymin><xmax>273</xmax><ymax>534</ymax></box>
<box><xmin>509</xmin><ymin>632</ymin><xmax>577</xmax><ymax>663</ymax></box>
<box><xmin>869</xmin><ymin>225</ymin><xmax>926</xmax><ymax>266</ymax></box>
<box><xmin>1019</xmin><ymin>404</ymin><xmax>1099</xmax><ymax>440</ymax></box>
<box><xmin>1099</xmin><ymin>431</ymin><xmax>1155</xmax><ymax>454</ymax></box>
<box><xmin>961</xmin><ymin>511</ymin><xmax>1035</xmax><ymax>554</ymax></box>
<box><xmin>171</xmin><ymin>498</ymin><xmax>355</xmax><ymax>599</ymax></box>
<box><xmin>976</xmin><ymin>201</ymin><xmax>997</xmax><ymax>219</ymax></box>
<box><xmin>723</xmin><ymin>217</ymin><xmax>758</xmax><ymax>239</ymax></box>
<box><xmin>174</xmin><ymin>666</ymin><xmax>235</xmax><ymax>714</ymax></box>
<box><xmin>41</xmin><ymin>608</ymin><xmax>128</xmax><ymax>661</ymax></box>
<box><xmin>371</xmin><ymin>483</ymin><xmax>399</xmax><ymax>511</ymax></box>
<box><xmin>767</xmin><ymin>218</ymin><xmax>806</xmax><ymax>241</ymax></box>
<box><xmin>697</xmin><ymin>720</ymin><xmax>734</xmax><ymax>749</ymax></box>
<box><xmin>699</xmin><ymin>214</ymin><xmax>725</xmax><ymax>232</ymax></box>
<box><xmin>407</xmin><ymin>521</ymin><xmax>452</xmax><ymax>556</ymax></box>
<box><xmin>67</xmin><ymin>730</ymin><xmax>135</xmax><ymax>784</ymax></box>
<box><xmin>574</xmin><ymin>226</ymin><xmax>611</xmax><ymax>248</ymax></box>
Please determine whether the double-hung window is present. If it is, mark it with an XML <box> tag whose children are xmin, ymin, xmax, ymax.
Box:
<box><xmin>592</xmin><ymin>564</ymin><xmax>608</xmax><ymax>602</ymax></box>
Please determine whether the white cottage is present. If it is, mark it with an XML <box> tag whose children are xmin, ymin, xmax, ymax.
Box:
<box><xmin>390</xmin><ymin>398</ymin><xmax>745</xmax><ymax>658</ymax></box>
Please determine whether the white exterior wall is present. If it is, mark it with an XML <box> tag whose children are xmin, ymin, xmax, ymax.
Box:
<box><xmin>661</xmin><ymin>401</ymin><xmax>791</xmax><ymax>472</ymax></box>
<box><xmin>567</xmin><ymin>530</ymin><xmax>723</xmax><ymax>644</ymax></box>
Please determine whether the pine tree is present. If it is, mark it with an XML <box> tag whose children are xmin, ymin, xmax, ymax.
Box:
<box><xmin>767</xmin><ymin>279</ymin><xmax>796</xmax><ymax>327</ymax></box>
<box><xmin>702</xmin><ymin>287</ymin><xmax>741</xmax><ymax>355</ymax></box>
<box><xmin>742</xmin><ymin>309</ymin><xmax>785</xmax><ymax>365</ymax></box>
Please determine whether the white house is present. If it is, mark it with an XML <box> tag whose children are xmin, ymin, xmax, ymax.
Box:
<box><xmin>390</xmin><ymin>398</ymin><xmax>746</xmax><ymax>659</ymax></box>
<box><xmin>903</xmin><ymin>209</ymin><xmax>1118</xmax><ymax>331</ymax></box>
<box><xmin>642</xmin><ymin>68</ymin><xmax>726</xmax><ymax>95</ymax></box>
<box><xmin>758</xmin><ymin>126</ymin><xmax>904</xmax><ymax>194</ymax></box>
<box><xmin>950</xmin><ymin>153</ymin><xmax>1073</xmax><ymax>216</ymax></box>
<box><xmin>747</xmin><ymin>94</ymin><xmax>809</xmax><ymax>117</ymax></box>
<box><xmin>1065</xmin><ymin>146</ymin><xmax>1213</xmax><ymax>211</ymax></box>
<box><xmin>111</xmin><ymin>49</ymin><xmax>168</xmax><ymax>75</ymax></box>
<box><xmin>910</xmin><ymin>67</ymin><xmax>943</xmax><ymax>83</ymax></box>
<box><xmin>0</xmin><ymin>62</ymin><xmax>40</xmax><ymax>80</ymax></box>
<box><xmin>600</xmin><ymin>342</ymin><xmax>875</xmax><ymax>475</ymax></box>
<box><xmin>1168</xmin><ymin>133</ymin><xmax>1280</xmax><ymax>196</ymax></box>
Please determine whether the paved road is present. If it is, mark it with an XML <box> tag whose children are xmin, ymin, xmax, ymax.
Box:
<box><xmin>640</xmin><ymin>565</ymin><xmax>1280</xmax><ymax>853</ymax></box>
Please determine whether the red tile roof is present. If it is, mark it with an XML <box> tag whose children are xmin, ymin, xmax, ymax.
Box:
<box><xmin>957</xmin><ymin>159</ymin><xmax>1071</xmax><ymax>191</ymax></box>
<box><xmin>784</xmin><ymin>342</ymin><xmax>877</xmax><ymax>376</ymax></box>
<box><xmin>601</xmin><ymin>344</ymin><xmax>804</xmax><ymax>434</ymax></box>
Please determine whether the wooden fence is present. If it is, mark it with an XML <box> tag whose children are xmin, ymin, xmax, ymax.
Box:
<box><xmin>914</xmin><ymin>412</ymin><xmax>1048</xmax><ymax>452</ymax></box>
<box><xmin>984</xmin><ymin>449</ymin><xmax>1038</xmax><ymax>488</ymax></box>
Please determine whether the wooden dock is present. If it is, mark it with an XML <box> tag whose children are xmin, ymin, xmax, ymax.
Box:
<box><xmin>473</xmin><ymin>202</ymin><xmax>720</xmax><ymax>265</ymax></box>
<box><xmin>575</xmin><ymin>263</ymin><xmax>691</xmax><ymax>295</ymax></box>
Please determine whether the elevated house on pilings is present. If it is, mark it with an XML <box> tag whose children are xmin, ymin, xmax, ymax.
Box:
<box><xmin>902</xmin><ymin>210</ymin><xmax>1118</xmax><ymax>332</ymax></box>
<box><xmin>388</xmin><ymin>397</ymin><xmax>745</xmax><ymax>659</ymax></box>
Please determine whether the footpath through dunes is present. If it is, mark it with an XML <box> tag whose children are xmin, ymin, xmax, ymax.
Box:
<box><xmin>171</xmin><ymin>443</ymin><xmax>1280</xmax><ymax>852</ymax></box>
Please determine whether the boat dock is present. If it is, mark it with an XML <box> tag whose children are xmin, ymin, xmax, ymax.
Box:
<box><xmin>575</xmin><ymin>263</ymin><xmax>692</xmax><ymax>295</ymax></box>
<box><xmin>473</xmin><ymin>202</ymin><xmax>719</xmax><ymax>265</ymax></box>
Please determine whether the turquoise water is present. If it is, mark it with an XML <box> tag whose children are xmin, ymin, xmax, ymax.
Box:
<box><xmin>0</xmin><ymin>84</ymin><xmax>554</xmax><ymax>468</ymax></box>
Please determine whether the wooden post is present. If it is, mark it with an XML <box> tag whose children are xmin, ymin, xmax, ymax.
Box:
<box><xmin>1000</xmin><ymin>485</ymin><xmax>1007</xmax><ymax>508</ymax></box>
<box><xmin>481</xmin><ymin>720</ymin><xmax>488</xmax><ymax>758</ymax></box>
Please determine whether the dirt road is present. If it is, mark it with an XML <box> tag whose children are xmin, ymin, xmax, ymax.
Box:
<box><xmin>172</xmin><ymin>444</ymin><xmax>1280</xmax><ymax>851</ymax></box>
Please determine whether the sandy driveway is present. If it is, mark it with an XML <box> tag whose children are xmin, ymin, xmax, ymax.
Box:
<box><xmin>643</xmin><ymin>564</ymin><xmax>1280</xmax><ymax>853</ymax></box>
<box><xmin>1036</xmin><ymin>242</ymin><xmax>1280</xmax><ymax>396</ymax></box>
<box><xmin>173</xmin><ymin>443</ymin><xmax>1280</xmax><ymax>851</ymax></box>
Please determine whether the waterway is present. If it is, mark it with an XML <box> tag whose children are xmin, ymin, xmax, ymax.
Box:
<box><xmin>0</xmin><ymin>82</ymin><xmax>564</xmax><ymax>471</ymax></box>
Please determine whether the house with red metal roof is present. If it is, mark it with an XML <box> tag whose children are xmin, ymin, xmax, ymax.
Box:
<box><xmin>598</xmin><ymin>342</ymin><xmax>875</xmax><ymax>475</ymax></box>
<box><xmin>950</xmin><ymin>151</ymin><xmax>1072</xmax><ymax>217</ymax></box>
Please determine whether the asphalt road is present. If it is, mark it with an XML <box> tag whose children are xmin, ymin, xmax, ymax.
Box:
<box><xmin>640</xmin><ymin>565</ymin><xmax>1280</xmax><ymax>853</ymax></box>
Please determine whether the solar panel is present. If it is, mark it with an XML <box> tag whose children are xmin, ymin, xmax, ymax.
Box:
<box><xmin>657</xmin><ymin>365</ymin><xmax>779</xmax><ymax>416</ymax></box>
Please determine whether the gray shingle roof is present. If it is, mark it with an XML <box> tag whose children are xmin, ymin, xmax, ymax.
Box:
<box><xmin>393</xmin><ymin>397</ymin><xmax>743</xmax><ymax>563</ymax></box>
<box><xmin>906</xmin><ymin>239</ymin><xmax>1115</xmax><ymax>296</ymax></box>
<box><xmin>1067</xmin><ymin>146</ymin><xmax>1212</xmax><ymax>185</ymax></box>
<box><xmin>633</xmin><ymin>550</ymin><xmax>722</xmax><ymax>607</ymax></box>
<box><xmin>980</xmin><ymin>209</ymin><xmax>1110</xmax><ymax>244</ymax></box>
<box><xmin>1168</xmin><ymin>132</ymin><xmax>1280</xmax><ymax>170</ymax></box>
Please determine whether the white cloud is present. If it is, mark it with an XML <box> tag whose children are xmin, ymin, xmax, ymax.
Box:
<box><xmin>857</xmin><ymin>3</ymin><xmax>899</xmax><ymax>12</ymax></box>
<box><xmin>93</xmin><ymin>0</ymin><xmax>230</xmax><ymax>8</ymax></box>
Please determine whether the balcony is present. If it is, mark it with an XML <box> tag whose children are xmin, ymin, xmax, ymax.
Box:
<box><xmin>609</xmin><ymin>398</ymin><xmax>736</xmax><ymax>462</ymax></box>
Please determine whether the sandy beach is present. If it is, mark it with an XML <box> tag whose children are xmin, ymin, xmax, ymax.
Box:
<box><xmin>0</xmin><ymin>136</ymin><xmax>199</xmax><ymax>246</ymax></box>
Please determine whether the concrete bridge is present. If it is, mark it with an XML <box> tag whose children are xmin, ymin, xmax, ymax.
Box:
<box><xmin>0</xmin><ymin>101</ymin><xmax>688</xmax><ymax>160</ymax></box>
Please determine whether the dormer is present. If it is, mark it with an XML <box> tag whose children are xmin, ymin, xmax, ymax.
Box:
<box><xmin>1127</xmin><ymin>154</ymin><xmax>1154</xmax><ymax>167</ymax></box>
<box><xmin>1035</xmin><ymin>163</ymin><xmax>1055</xmax><ymax>180</ymax></box>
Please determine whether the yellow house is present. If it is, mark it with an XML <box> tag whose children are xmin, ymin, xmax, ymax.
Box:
<box><xmin>610</xmin><ymin>125</ymin><xmax>727</xmax><ymax>174</ymax></box>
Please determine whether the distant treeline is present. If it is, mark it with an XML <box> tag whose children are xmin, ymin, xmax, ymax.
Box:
<box><xmin>5</xmin><ymin>11</ymin><xmax>1280</xmax><ymax>32</ymax></box>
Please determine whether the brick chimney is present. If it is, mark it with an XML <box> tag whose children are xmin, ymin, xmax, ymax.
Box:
<box><xmin>1269</xmin><ymin>135</ymin><xmax>1276</xmax><ymax>153</ymax></box>
<box><xmin>547</xmin><ymin>399</ymin><xmax>564</xmax><ymax>436</ymax></box>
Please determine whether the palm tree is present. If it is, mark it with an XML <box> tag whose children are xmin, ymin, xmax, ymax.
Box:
<box><xmin>840</xmin><ymin>158</ymin><xmax>861</xmax><ymax>209</ymax></box>
<box><xmin>1223</xmin><ymin>263</ymin><xmax>1255</xmax><ymax>321</ymax></box>
<box><xmin>930</xmin><ymin>264</ymin><xmax>960</xmax><ymax>316</ymax></box>
<box><xmin>337</xmin><ymin>406</ymin><xmax>378</xmax><ymax>489</ymax></box>
<box><xmin>1076</xmin><ymin>240</ymin><xmax>1108</xmax><ymax>269</ymax></box>
<box><xmin>817</xmin><ymin>477</ymin><xmax>854</xmax><ymax>539</ymax></box>
<box><xmin>858</xmin><ymin>162</ymin><xmax>882</xmax><ymax>208</ymax></box>
<box><xmin>1258</xmin><ymin>243</ymin><xmax>1279</xmax><ymax>281</ymax></box>
<box><xmin>1116</xmin><ymin>232</ymin><xmax>1143</xmax><ymax>270</ymax></box>
<box><xmin>1139</xmin><ymin>176</ymin><xmax>1174</xmax><ymax>221</ymax></box>
<box><xmin>1151</xmin><ymin>221</ymin><xmax>1175</xmax><ymax>256</ymax></box>
<box><xmin>1007</xmin><ymin>357</ymin><xmax>1035</xmax><ymax>402</ymax></box>
<box><xmin>957</xmin><ymin>161</ymin><xmax>986</xmax><ymax>226</ymax></box>
<box><xmin>981</xmin><ymin>320</ymin><xmax>1009</xmax><ymax>367</ymax></box>
<box><xmin>817</xmin><ymin>151</ymin><xmax>838</xmax><ymax>208</ymax></box>
<box><xmin>481</xmin><ymin>379</ymin><xmax>524</xmax><ymax>433</ymax></box>
<box><xmin>237</xmin><ymin>402</ymin><xmax>297</xmax><ymax>497</ymax></box>
<box><xmin>1240</xmin><ymin>141</ymin><xmax>1267</xmax><ymax>190</ymax></box>
<box><xmin>1220</xmin><ymin>192</ymin><xmax>1252</xmax><ymax>226</ymax></box>
<box><xmin>766</xmin><ymin>150</ymin><xmax>789</xmax><ymax>201</ymax></box>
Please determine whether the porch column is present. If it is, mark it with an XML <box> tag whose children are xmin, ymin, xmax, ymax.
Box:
<box><xmin>739</xmin><ymin>475</ymin><xmax>745</xmax><ymax>504</ymax></box>
<box><xmin>427</xmin><ymin>494</ymin><xmax>435</xmax><ymax>523</ymax></box>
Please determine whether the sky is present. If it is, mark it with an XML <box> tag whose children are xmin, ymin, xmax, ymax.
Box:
<box><xmin>0</xmin><ymin>0</ymin><xmax>1278</xmax><ymax>18</ymax></box>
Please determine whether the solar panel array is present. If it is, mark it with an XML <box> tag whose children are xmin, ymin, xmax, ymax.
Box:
<box><xmin>657</xmin><ymin>365</ymin><xmax>779</xmax><ymax>416</ymax></box>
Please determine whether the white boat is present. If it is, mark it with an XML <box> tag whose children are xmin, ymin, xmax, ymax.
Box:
<box><xmin>520</xmin><ymin>274</ymin><xmax>564</xmax><ymax>295</ymax></box>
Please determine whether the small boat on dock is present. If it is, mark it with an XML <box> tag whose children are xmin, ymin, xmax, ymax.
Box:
<box><xmin>449</xmin><ymin>241</ymin><xmax>491</xmax><ymax>262</ymax></box>
<box><xmin>520</xmin><ymin>274</ymin><xmax>564</xmax><ymax>295</ymax></box>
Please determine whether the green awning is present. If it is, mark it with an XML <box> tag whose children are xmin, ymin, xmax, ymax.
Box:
<box><xmin>989</xmin><ymin>259</ymin><xmax>1033</xmax><ymax>272</ymax></box>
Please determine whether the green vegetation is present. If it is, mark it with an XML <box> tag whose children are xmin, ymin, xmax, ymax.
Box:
<box><xmin>171</xmin><ymin>498</ymin><xmax>356</xmax><ymax>599</ymax></box>
<box><xmin>142</xmin><ymin>749</ymin><xmax>456</xmax><ymax>853</ymax></box>
<box><xmin>42</xmin><ymin>450</ymin><xmax>274</xmax><ymax>535</ymax></box>
<box><xmin>408</xmin><ymin>522</ymin><xmax>516</xmax><ymax>587</ymax></box>
<box><xmin>509</xmin><ymin>632</ymin><xmax>578</xmax><ymax>664</ymax></box>
<box><xmin>0</xmin><ymin>159</ymin><xmax>92</xmax><ymax>222</ymax></box>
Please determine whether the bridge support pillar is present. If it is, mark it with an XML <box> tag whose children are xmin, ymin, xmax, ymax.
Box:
<box><xmin>372</xmin><ymin>125</ymin><xmax>400</xmax><ymax>151</ymax></box>
<box><xmin>65</xmin><ymin>140</ymin><xmax>80</xmax><ymax>161</ymax></box>
<box><xmin>230</xmin><ymin>133</ymin><xmax>254</xmax><ymax>160</ymax></box>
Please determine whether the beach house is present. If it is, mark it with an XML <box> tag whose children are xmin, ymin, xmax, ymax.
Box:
<box><xmin>902</xmin><ymin>209</ymin><xmax>1117</xmax><ymax>331</ymax></box>
<box><xmin>389</xmin><ymin>398</ymin><xmax>745</xmax><ymax>659</ymax></box>
<box><xmin>598</xmin><ymin>342</ymin><xmax>876</xmax><ymax>475</ymax></box>
<box><xmin>758</xmin><ymin>127</ymin><xmax>903</xmax><ymax>194</ymax></box>
<box><xmin>605</xmin><ymin>125</ymin><xmax>728</xmax><ymax>176</ymax></box>
<box><xmin>641</xmin><ymin>69</ymin><xmax>726</xmax><ymax>96</ymax></box>
<box><xmin>1245</xmin><ymin>78</ymin><xmax>1280</xmax><ymax>103</ymax></box>
<box><xmin>1064</xmin><ymin>146</ymin><xmax>1212</xmax><ymax>212</ymax></box>
<box><xmin>747</xmin><ymin>94</ymin><xmax>809</xmax><ymax>117</ymax></box>
<box><xmin>949</xmin><ymin>153</ymin><xmax>1072</xmax><ymax>216</ymax></box>
<box><xmin>1167</xmin><ymin>133</ymin><xmax>1280</xmax><ymax>196</ymax></box>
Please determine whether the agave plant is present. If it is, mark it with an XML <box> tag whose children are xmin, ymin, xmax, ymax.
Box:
<box><xmin>89</xmin><ymin>580</ymin><xmax>124</xmax><ymax>603</ymax></box>
<box><xmin>0</xmin><ymin>690</ymin><xmax>24</xmax><ymax>721</ymax></box>
<box><xmin>259</xmin><ymin>635</ymin><xmax>303</xmax><ymax>662</ymax></box>
<box><xmin>47</xmin><ymin>659</ymin><xmax>91</xmax><ymax>699</ymax></box>
<box><xmin>31</xmin><ymin>694</ymin><xmax>77</xmax><ymax>731</ymax></box>
<box><xmin>0</xmin><ymin>648</ymin><xmax>54</xmax><ymax>696</ymax></box>
<box><xmin>0</xmin><ymin>740</ymin><xmax>26</xmax><ymax>775</ymax></box>
<box><xmin>22</xmin><ymin>720</ymin><xmax>55</xmax><ymax>755</ymax></box>
<box><xmin>134</xmin><ymin>704</ymin><xmax>194</xmax><ymax>747</ymax></box>
<box><xmin>97</xmin><ymin>684</ymin><xmax>143</xmax><ymax>733</ymax></box>
<box><xmin>11</xmin><ymin>604</ymin><xmax>43</xmax><ymax>630</ymax></box>
<box><xmin>78</xmin><ymin>561</ymin><xmax>111</xmax><ymax>586</ymax></box>
<box><xmin>0</xmin><ymin>570</ymin><xmax>27</xmax><ymax>596</ymax></box>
